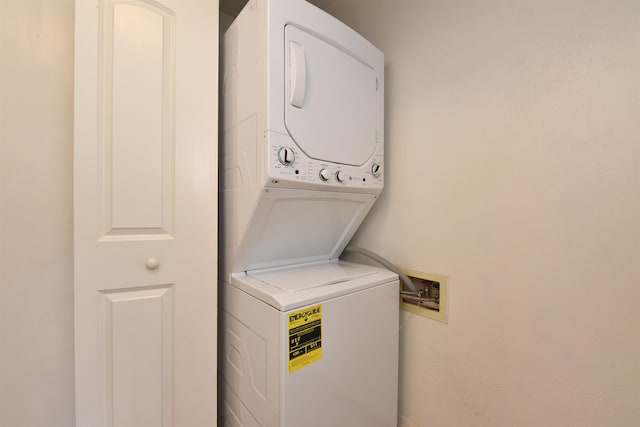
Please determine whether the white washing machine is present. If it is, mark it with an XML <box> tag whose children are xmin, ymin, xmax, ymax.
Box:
<box><xmin>220</xmin><ymin>261</ymin><xmax>398</xmax><ymax>426</ymax></box>
<box><xmin>219</xmin><ymin>0</ymin><xmax>398</xmax><ymax>425</ymax></box>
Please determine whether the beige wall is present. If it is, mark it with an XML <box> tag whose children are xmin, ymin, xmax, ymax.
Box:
<box><xmin>323</xmin><ymin>1</ymin><xmax>640</xmax><ymax>426</ymax></box>
<box><xmin>0</xmin><ymin>1</ymin><xmax>75</xmax><ymax>426</ymax></box>
<box><xmin>3</xmin><ymin>1</ymin><xmax>639</xmax><ymax>426</ymax></box>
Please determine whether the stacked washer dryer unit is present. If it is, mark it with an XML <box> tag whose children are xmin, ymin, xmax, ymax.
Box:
<box><xmin>219</xmin><ymin>0</ymin><xmax>399</xmax><ymax>425</ymax></box>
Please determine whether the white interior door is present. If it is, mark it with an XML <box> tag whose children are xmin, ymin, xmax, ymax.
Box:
<box><xmin>74</xmin><ymin>1</ymin><xmax>218</xmax><ymax>426</ymax></box>
<box><xmin>284</xmin><ymin>25</ymin><xmax>379</xmax><ymax>166</ymax></box>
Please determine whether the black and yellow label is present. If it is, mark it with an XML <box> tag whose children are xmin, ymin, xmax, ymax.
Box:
<box><xmin>288</xmin><ymin>304</ymin><xmax>322</xmax><ymax>373</ymax></box>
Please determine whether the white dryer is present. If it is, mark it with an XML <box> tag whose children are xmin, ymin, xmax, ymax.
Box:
<box><xmin>219</xmin><ymin>0</ymin><xmax>398</xmax><ymax>425</ymax></box>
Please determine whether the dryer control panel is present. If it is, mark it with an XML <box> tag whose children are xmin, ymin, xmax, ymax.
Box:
<box><xmin>267</xmin><ymin>131</ymin><xmax>384</xmax><ymax>192</ymax></box>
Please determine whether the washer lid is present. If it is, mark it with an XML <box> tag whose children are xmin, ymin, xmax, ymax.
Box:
<box><xmin>284</xmin><ymin>25</ymin><xmax>379</xmax><ymax>166</ymax></box>
<box><xmin>249</xmin><ymin>261</ymin><xmax>375</xmax><ymax>291</ymax></box>
<box><xmin>230</xmin><ymin>260</ymin><xmax>399</xmax><ymax>311</ymax></box>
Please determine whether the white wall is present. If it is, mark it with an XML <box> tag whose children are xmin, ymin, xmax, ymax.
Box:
<box><xmin>0</xmin><ymin>1</ymin><xmax>75</xmax><ymax>426</ymax></box>
<box><xmin>324</xmin><ymin>1</ymin><xmax>640</xmax><ymax>426</ymax></box>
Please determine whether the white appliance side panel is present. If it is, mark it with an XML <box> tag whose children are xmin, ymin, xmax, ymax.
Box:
<box><xmin>220</xmin><ymin>0</ymin><xmax>267</xmax><ymax>136</ymax></box>
<box><xmin>219</xmin><ymin>284</ymin><xmax>281</xmax><ymax>426</ymax></box>
<box><xmin>220</xmin><ymin>0</ymin><xmax>269</xmax><ymax>283</ymax></box>
<box><xmin>281</xmin><ymin>280</ymin><xmax>400</xmax><ymax>427</ymax></box>
<box><xmin>219</xmin><ymin>114</ymin><xmax>263</xmax><ymax>283</ymax></box>
<box><xmin>220</xmin><ymin>381</ymin><xmax>261</xmax><ymax>427</ymax></box>
<box><xmin>284</xmin><ymin>25</ymin><xmax>378</xmax><ymax>167</ymax></box>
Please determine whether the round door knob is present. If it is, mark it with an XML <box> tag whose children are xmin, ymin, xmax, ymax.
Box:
<box><xmin>319</xmin><ymin>169</ymin><xmax>330</xmax><ymax>181</ymax></box>
<box><xmin>371</xmin><ymin>163</ymin><xmax>382</xmax><ymax>178</ymax></box>
<box><xmin>145</xmin><ymin>257</ymin><xmax>160</xmax><ymax>270</ymax></box>
<box><xmin>336</xmin><ymin>170</ymin><xmax>347</xmax><ymax>182</ymax></box>
<box><xmin>277</xmin><ymin>147</ymin><xmax>295</xmax><ymax>166</ymax></box>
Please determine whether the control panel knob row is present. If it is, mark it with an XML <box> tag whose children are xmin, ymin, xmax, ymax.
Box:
<box><xmin>277</xmin><ymin>147</ymin><xmax>295</xmax><ymax>166</ymax></box>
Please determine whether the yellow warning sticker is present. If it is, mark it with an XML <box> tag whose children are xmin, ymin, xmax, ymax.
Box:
<box><xmin>288</xmin><ymin>304</ymin><xmax>322</xmax><ymax>373</ymax></box>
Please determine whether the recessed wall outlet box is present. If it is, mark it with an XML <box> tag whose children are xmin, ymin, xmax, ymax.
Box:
<box><xmin>400</xmin><ymin>269</ymin><xmax>448</xmax><ymax>323</ymax></box>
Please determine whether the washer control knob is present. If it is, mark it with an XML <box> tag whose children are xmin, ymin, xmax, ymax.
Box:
<box><xmin>336</xmin><ymin>170</ymin><xmax>347</xmax><ymax>182</ymax></box>
<box><xmin>277</xmin><ymin>147</ymin><xmax>295</xmax><ymax>166</ymax></box>
<box><xmin>371</xmin><ymin>163</ymin><xmax>382</xmax><ymax>178</ymax></box>
<box><xmin>319</xmin><ymin>169</ymin><xmax>330</xmax><ymax>181</ymax></box>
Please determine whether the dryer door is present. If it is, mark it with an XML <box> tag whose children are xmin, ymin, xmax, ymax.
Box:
<box><xmin>284</xmin><ymin>25</ymin><xmax>379</xmax><ymax>167</ymax></box>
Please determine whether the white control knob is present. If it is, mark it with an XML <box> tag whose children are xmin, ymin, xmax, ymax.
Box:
<box><xmin>277</xmin><ymin>147</ymin><xmax>295</xmax><ymax>166</ymax></box>
<box><xmin>336</xmin><ymin>170</ymin><xmax>347</xmax><ymax>182</ymax></box>
<box><xmin>371</xmin><ymin>163</ymin><xmax>382</xmax><ymax>178</ymax></box>
<box><xmin>319</xmin><ymin>169</ymin><xmax>330</xmax><ymax>181</ymax></box>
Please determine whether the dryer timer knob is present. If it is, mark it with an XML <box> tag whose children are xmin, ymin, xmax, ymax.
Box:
<box><xmin>277</xmin><ymin>147</ymin><xmax>295</xmax><ymax>166</ymax></box>
<box><xmin>319</xmin><ymin>169</ymin><xmax>330</xmax><ymax>181</ymax></box>
<box><xmin>371</xmin><ymin>163</ymin><xmax>382</xmax><ymax>178</ymax></box>
<box><xmin>336</xmin><ymin>170</ymin><xmax>347</xmax><ymax>182</ymax></box>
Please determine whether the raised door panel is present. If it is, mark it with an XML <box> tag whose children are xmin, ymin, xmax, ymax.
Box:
<box><xmin>99</xmin><ymin>286</ymin><xmax>174</xmax><ymax>427</ymax></box>
<box><xmin>74</xmin><ymin>0</ymin><xmax>218</xmax><ymax>426</ymax></box>
<box><xmin>102</xmin><ymin>1</ymin><xmax>175</xmax><ymax>235</ymax></box>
